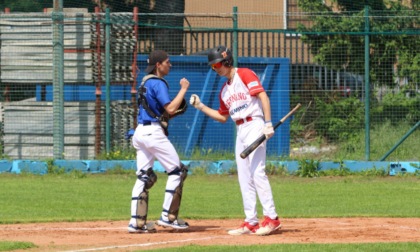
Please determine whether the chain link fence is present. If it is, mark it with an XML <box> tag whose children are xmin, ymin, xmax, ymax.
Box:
<box><xmin>0</xmin><ymin>7</ymin><xmax>418</xmax><ymax>161</ymax></box>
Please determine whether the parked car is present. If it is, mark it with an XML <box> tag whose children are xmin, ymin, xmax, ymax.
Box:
<box><xmin>336</xmin><ymin>72</ymin><xmax>364</xmax><ymax>98</ymax></box>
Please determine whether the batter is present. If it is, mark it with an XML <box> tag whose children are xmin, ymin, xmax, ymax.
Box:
<box><xmin>189</xmin><ymin>45</ymin><xmax>281</xmax><ymax>236</ymax></box>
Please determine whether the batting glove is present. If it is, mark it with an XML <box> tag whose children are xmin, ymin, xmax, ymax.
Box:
<box><xmin>189</xmin><ymin>94</ymin><xmax>204</xmax><ymax>110</ymax></box>
<box><xmin>262</xmin><ymin>121</ymin><xmax>274</xmax><ymax>139</ymax></box>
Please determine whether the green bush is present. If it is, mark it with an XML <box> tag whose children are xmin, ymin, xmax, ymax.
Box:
<box><xmin>314</xmin><ymin>96</ymin><xmax>364</xmax><ymax>142</ymax></box>
<box><xmin>320</xmin><ymin>160</ymin><xmax>352</xmax><ymax>176</ymax></box>
<box><xmin>291</xmin><ymin>91</ymin><xmax>419</xmax><ymax>146</ymax></box>
<box><xmin>371</xmin><ymin>92</ymin><xmax>420</xmax><ymax>125</ymax></box>
<box><xmin>265</xmin><ymin>162</ymin><xmax>288</xmax><ymax>176</ymax></box>
<box><xmin>296</xmin><ymin>159</ymin><xmax>320</xmax><ymax>177</ymax></box>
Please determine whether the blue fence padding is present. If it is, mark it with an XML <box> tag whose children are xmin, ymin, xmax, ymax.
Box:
<box><xmin>53</xmin><ymin>160</ymin><xmax>100</xmax><ymax>173</ymax></box>
<box><xmin>136</xmin><ymin>55</ymin><xmax>291</xmax><ymax>157</ymax></box>
<box><xmin>10</xmin><ymin>160</ymin><xmax>48</xmax><ymax>174</ymax></box>
<box><xmin>319</xmin><ymin>161</ymin><xmax>342</xmax><ymax>170</ymax></box>
<box><xmin>342</xmin><ymin>161</ymin><xmax>390</xmax><ymax>172</ymax></box>
<box><xmin>53</xmin><ymin>160</ymin><xmax>136</xmax><ymax>173</ymax></box>
<box><xmin>0</xmin><ymin>160</ymin><xmax>13</xmax><ymax>173</ymax></box>
<box><xmin>389</xmin><ymin>162</ymin><xmax>420</xmax><ymax>176</ymax></box>
<box><xmin>54</xmin><ymin>160</ymin><xmax>88</xmax><ymax>172</ymax></box>
<box><xmin>96</xmin><ymin>160</ymin><xmax>136</xmax><ymax>172</ymax></box>
<box><xmin>269</xmin><ymin>160</ymin><xmax>396</xmax><ymax>174</ymax></box>
<box><xmin>4</xmin><ymin>160</ymin><xmax>419</xmax><ymax>175</ymax></box>
<box><xmin>184</xmin><ymin>160</ymin><xmax>236</xmax><ymax>174</ymax></box>
<box><xmin>36</xmin><ymin>84</ymin><xmax>132</xmax><ymax>101</ymax></box>
<box><xmin>275</xmin><ymin>161</ymin><xmax>299</xmax><ymax>172</ymax></box>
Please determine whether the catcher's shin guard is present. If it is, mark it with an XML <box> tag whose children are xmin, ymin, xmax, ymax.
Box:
<box><xmin>135</xmin><ymin>168</ymin><xmax>157</xmax><ymax>227</ymax></box>
<box><xmin>167</xmin><ymin>163</ymin><xmax>188</xmax><ymax>221</ymax></box>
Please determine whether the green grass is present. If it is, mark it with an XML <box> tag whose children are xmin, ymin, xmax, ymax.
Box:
<box><xmin>0</xmin><ymin>173</ymin><xmax>419</xmax><ymax>251</ymax></box>
<box><xmin>0</xmin><ymin>242</ymin><xmax>418</xmax><ymax>252</ymax></box>
<box><xmin>0</xmin><ymin>173</ymin><xmax>419</xmax><ymax>223</ymax></box>
<box><xmin>147</xmin><ymin>243</ymin><xmax>420</xmax><ymax>252</ymax></box>
<box><xmin>0</xmin><ymin>241</ymin><xmax>36</xmax><ymax>251</ymax></box>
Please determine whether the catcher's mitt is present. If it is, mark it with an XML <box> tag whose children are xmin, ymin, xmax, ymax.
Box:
<box><xmin>159</xmin><ymin>113</ymin><xmax>170</xmax><ymax>136</ymax></box>
<box><xmin>158</xmin><ymin>99</ymin><xmax>188</xmax><ymax>136</ymax></box>
<box><xmin>169</xmin><ymin>98</ymin><xmax>188</xmax><ymax>119</ymax></box>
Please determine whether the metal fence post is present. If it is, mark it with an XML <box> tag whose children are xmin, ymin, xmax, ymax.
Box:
<box><xmin>364</xmin><ymin>5</ymin><xmax>371</xmax><ymax>161</ymax></box>
<box><xmin>233</xmin><ymin>6</ymin><xmax>238</xmax><ymax>145</ymax></box>
<box><xmin>52</xmin><ymin>0</ymin><xmax>64</xmax><ymax>159</ymax></box>
<box><xmin>105</xmin><ymin>8</ymin><xmax>111</xmax><ymax>154</ymax></box>
<box><xmin>233</xmin><ymin>6</ymin><xmax>238</xmax><ymax>68</ymax></box>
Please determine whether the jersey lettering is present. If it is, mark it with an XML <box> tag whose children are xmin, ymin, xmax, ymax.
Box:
<box><xmin>225</xmin><ymin>92</ymin><xmax>247</xmax><ymax>109</ymax></box>
<box><xmin>229</xmin><ymin>104</ymin><xmax>248</xmax><ymax>116</ymax></box>
<box><xmin>218</xmin><ymin>68</ymin><xmax>265</xmax><ymax>121</ymax></box>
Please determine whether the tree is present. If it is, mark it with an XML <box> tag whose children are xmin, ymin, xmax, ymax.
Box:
<box><xmin>297</xmin><ymin>0</ymin><xmax>420</xmax><ymax>88</ymax></box>
<box><xmin>153</xmin><ymin>0</ymin><xmax>185</xmax><ymax>54</ymax></box>
<box><xmin>0</xmin><ymin>0</ymin><xmax>43</xmax><ymax>12</ymax></box>
<box><xmin>0</xmin><ymin>0</ymin><xmax>98</xmax><ymax>12</ymax></box>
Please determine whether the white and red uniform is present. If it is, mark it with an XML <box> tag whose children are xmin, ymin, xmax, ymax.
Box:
<box><xmin>218</xmin><ymin>68</ymin><xmax>278</xmax><ymax>225</ymax></box>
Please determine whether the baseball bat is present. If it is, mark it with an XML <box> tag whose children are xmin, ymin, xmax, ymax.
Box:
<box><xmin>240</xmin><ymin>103</ymin><xmax>302</xmax><ymax>159</ymax></box>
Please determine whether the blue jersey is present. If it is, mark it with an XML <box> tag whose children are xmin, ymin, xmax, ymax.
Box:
<box><xmin>137</xmin><ymin>77</ymin><xmax>171</xmax><ymax>124</ymax></box>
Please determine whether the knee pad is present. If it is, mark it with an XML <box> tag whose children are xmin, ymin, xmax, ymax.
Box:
<box><xmin>134</xmin><ymin>168</ymin><xmax>157</xmax><ymax>227</ymax></box>
<box><xmin>167</xmin><ymin>163</ymin><xmax>188</xmax><ymax>221</ymax></box>
<box><xmin>142</xmin><ymin>168</ymin><xmax>157</xmax><ymax>189</ymax></box>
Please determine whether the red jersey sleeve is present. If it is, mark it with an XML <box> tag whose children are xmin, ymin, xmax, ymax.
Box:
<box><xmin>217</xmin><ymin>83</ymin><xmax>230</xmax><ymax>115</ymax></box>
<box><xmin>237</xmin><ymin>68</ymin><xmax>265</xmax><ymax>96</ymax></box>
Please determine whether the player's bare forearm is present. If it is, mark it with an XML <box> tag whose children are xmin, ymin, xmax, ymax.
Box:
<box><xmin>166</xmin><ymin>91</ymin><xmax>186</xmax><ymax>114</ymax></box>
<box><xmin>166</xmin><ymin>78</ymin><xmax>189</xmax><ymax>114</ymax></box>
<box><xmin>201</xmin><ymin>106</ymin><xmax>228</xmax><ymax>123</ymax></box>
<box><xmin>257</xmin><ymin>91</ymin><xmax>272</xmax><ymax>122</ymax></box>
<box><xmin>189</xmin><ymin>94</ymin><xmax>228</xmax><ymax>123</ymax></box>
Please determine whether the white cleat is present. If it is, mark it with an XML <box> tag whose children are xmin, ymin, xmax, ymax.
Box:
<box><xmin>156</xmin><ymin>218</ymin><xmax>189</xmax><ymax>230</ymax></box>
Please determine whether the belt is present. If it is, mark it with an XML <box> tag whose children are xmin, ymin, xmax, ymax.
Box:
<box><xmin>235</xmin><ymin>117</ymin><xmax>253</xmax><ymax>126</ymax></box>
<box><xmin>142</xmin><ymin>121</ymin><xmax>152</xmax><ymax>126</ymax></box>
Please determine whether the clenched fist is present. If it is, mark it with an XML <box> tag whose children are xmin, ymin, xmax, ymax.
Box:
<box><xmin>189</xmin><ymin>94</ymin><xmax>204</xmax><ymax>110</ymax></box>
<box><xmin>262</xmin><ymin>121</ymin><xmax>274</xmax><ymax>139</ymax></box>
<box><xmin>179</xmin><ymin>77</ymin><xmax>190</xmax><ymax>90</ymax></box>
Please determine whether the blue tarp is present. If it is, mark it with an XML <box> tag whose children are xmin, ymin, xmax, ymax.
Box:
<box><xmin>36</xmin><ymin>55</ymin><xmax>291</xmax><ymax>157</ymax></box>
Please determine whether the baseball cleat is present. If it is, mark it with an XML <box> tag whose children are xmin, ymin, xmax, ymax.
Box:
<box><xmin>255</xmin><ymin>216</ymin><xmax>281</xmax><ymax>236</ymax></box>
<box><xmin>127</xmin><ymin>222</ymin><xmax>157</xmax><ymax>233</ymax></box>
<box><xmin>227</xmin><ymin>222</ymin><xmax>259</xmax><ymax>235</ymax></box>
<box><xmin>156</xmin><ymin>217</ymin><xmax>189</xmax><ymax>230</ymax></box>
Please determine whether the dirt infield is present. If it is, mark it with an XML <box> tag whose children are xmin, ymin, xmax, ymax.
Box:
<box><xmin>1</xmin><ymin>218</ymin><xmax>420</xmax><ymax>251</ymax></box>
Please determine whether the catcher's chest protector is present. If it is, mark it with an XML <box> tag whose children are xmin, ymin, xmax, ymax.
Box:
<box><xmin>138</xmin><ymin>75</ymin><xmax>170</xmax><ymax>135</ymax></box>
<box><xmin>137</xmin><ymin>75</ymin><xmax>188</xmax><ymax>136</ymax></box>
<box><xmin>138</xmin><ymin>74</ymin><xmax>169</xmax><ymax>108</ymax></box>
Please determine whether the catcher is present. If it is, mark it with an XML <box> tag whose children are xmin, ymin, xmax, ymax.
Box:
<box><xmin>128</xmin><ymin>50</ymin><xmax>190</xmax><ymax>233</ymax></box>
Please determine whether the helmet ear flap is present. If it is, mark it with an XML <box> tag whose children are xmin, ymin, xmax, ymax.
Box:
<box><xmin>223</xmin><ymin>47</ymin><xmax>233</xmax><ymax>67</ymax></box>
<box><xmin>223</xmin><ymin>60</ymin><xmax>232</xmax><ymax>67</ymax></box>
